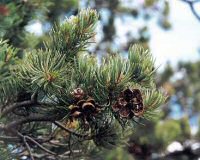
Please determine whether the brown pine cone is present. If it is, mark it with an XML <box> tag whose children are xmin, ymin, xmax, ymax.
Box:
<box><xmin>69</xmin><ymin>97</ymin><xmax>101</xmax><ymax>127</ymax></box>
<box><xmin>71</xmin><ymin>88</ymin><xmax>85</xmax><ymax>100</ymax></box>
<box><xmin>122</xmin><ymin>88</ymin><xmax>134</xmax><ymax>102</ymax></box>
<box><xmin>112</xmin><ymin>97</ymin><xmax>127</xmax><ymax>112</ymax></box>
<box><xmin>112</xmin><ymin>88</ymin><xmax>144</xmax><ymax>118</ymax></box>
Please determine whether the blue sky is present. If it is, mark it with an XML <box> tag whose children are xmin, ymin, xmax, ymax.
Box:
<box><xmin>149</xmin><ymin>0</ymin><xmax>200</xmax><ymax>70</ymax></box>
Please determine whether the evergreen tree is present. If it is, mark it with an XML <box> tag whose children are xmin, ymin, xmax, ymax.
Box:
<box><xmin>0</xmin><ymin>8</ymin><xmax>166</xmax><ymax>159</ymax></box>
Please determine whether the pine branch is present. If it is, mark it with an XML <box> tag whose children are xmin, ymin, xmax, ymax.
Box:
<box><xmin>1</xmin><ymin>92</ymin><xmax>37</xmax><ymax>117</ymax></box>
<box><xmin>181</xmin><ymin>0</ymin><xmax>200</xmax><ymax>21</ymax></box>
<box><xmin>128</xmin><ymin>44</ymin><xmax>155</xmax><ymax>88</ymax></box>
<box><xmin>17</xmin><ymin>49</ymin><xmax>69</xmax><ymax>93</ymax></box>
<box><xmin>45</xmin><ymin>9</ymin><xmax>99</xmax><ymax>61</ymax></box>
<box><xmin>24</xmin><ymin>135</ymin><xmax>57</xmax><ymax>156</ymax></box>
<box><xmin>143</xmin><ymin>89</ymin><xmax>167</xmax><ymax>120</ymax></box>
<box><xmin>54</xmin><ymin>121</ymin><xmax>91</xmax><ymax>139</ymax></box>
<box><xmin>4</xmin><ymin>114</ymin><xmax>59</xmax><ymax>130</ymax></box>
<box><xmin>22</xmin><ymin>136</ymin><xmax>35</xmax><ymax>160</ymax></box>
<box><xmin>0</xmin><ymin>39</ymin><xmax>20</xmax><ymax>104</ymax></box>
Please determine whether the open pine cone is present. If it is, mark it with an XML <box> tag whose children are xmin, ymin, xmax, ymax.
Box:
<box><xmin>69</xmin><ymin>97</ymin><xmax>101</xmax><ymax>127</ymax></box>
<box><xmin>71</xmin><ymin>88</ymin><xmax>85</xmax><ymax>100</ymax></box>
<box><xmin>112</xmin><ymin>88</ymin><xmax>144</xmax><ymax>118</ymax></box>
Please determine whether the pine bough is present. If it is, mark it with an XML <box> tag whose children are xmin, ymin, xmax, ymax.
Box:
<box><xmin>0</xmin><ymin>9</ymin><xmax>166</xmax><ymax>159</ymax></box>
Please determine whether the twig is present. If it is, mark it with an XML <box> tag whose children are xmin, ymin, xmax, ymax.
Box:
<box><xmin>1</xmin><ymin>100</ymin><xmax>35</xmax><ymax>117</ymax></box>
<box><xmin>25</xmin><ymin>136</ymin><xmax>57</xmax><ymax>156</ymax></box>
<box><xmin>181</xmin><ymin>0</ymin><xmax>200</xmax><ymax>21</ymax></box>
<box><xmin>29</xmin><ymin>153</ymin><xmax>49</xmax><ymax>159</ymax></box>
<box><xmin>0</xmin><ymin>92</ymin><xmax>38</xmax><ymax>117</ymax></box>
<box><xmin>23</xmin><ymin>136</ymin><xmax>35</xmax><ymax>160</ymax></box>
<box><xmin>0</xmin><ymin>136</ymin><xmax>20</xmax><ymax>143</ymax></box>
<box><xmin>5</xmin><ymin>114</ymin><xmax>58</xmax><ymax>129</ymax></box>
<box><xmin>54</xmin><ymin>121</ymin><xmax>91</xmax><ymax>139</ymax></box>
<box><xmin>181</xmin><ymin>0</ymin><xmax>200</xmax><ymax>3</ymax></box>
<box><xmin>17</xmin><ymin>132</ymin><xmax>57</xmax><ymax>156</ymax></box>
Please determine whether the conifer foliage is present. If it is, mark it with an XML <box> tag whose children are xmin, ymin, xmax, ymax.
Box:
<box><xmin>0</xmin><ymin>9</ymin><xmax>166</xmax><ymax>159</ymax></box>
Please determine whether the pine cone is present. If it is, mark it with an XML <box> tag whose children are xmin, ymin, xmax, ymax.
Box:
<box><xmin>132</xmin><ymin>89</ymin><xmax>143</xmax><ymax>103</ymax></box>
<box><xmin>122</xmin><ymin>88</ymin><xmax>134</xmax><ymax>102</ymax></box>
<box><xmin>112</xmin><ymin>88</ymin><xmax>144</xmax><ymax>118</ymax></box>
<box><xmin>112</xmin><ymin>97</ymin><xmax>127</xmax><ymax>112</ymax></box>
<box><xmin>71</xmin><ymin>88</ymin><xmax>84</xmax><ymax>100</ymax></box>
<box><xmin>69</xmin><ymin>97</ymin><xmax>101</xmax><ymax>128</ymax></box>
<box><xmin>119</xmin><ymin>102</ymin><xmax>134</xmax><ymax>118</ymax></box>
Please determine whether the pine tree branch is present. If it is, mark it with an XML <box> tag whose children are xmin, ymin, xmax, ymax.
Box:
<box><xmin>1</xmin><ymin>100</ymin><xmax>35</xmax><ymax>117</ymax></box>
<box><xmin>0</xmin><ymin>136</ymin><xmax>20</xmax><ymax>143</ymax></box>
<box><xmin>23</xmin><ymin>136</ymin><xmax>35</xmax><ymax>160</ymax></box>
<box><xmin>0</xmin><ymin>136</ymin><xmax>53</xmax><ymax>144</ymax></box>
<box><xmin>5</xmin><ymin>114</ymin><xmax>58</xmax><ymax>130</ymax></box>
<box><xmin>1</xmin><ymin>92</ymin><xmax>37</xmax><ymax>117</ymax></box>
<box><xmin>18</xmin><ymin>133</ymin><xmax>81</xmax><ymax>158</ymax></box>
<box><xmin>15</xmin><ymin>132</ymin><xmax>57</xmax><ymax>156</ymax></box>
<box><xmin>54</xmin><ymin>121</ymin><xmax>92</xmax><ymax>139</ymax></box>
<box><xmin>181</xmin><ymin>0</ymin><xmax>200</xmax><ymax>21</ymax></box>
<box><xmin>24</xmin><ymin>135</ymin><xmax>57</xmax><ymax>156</ymax></box>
